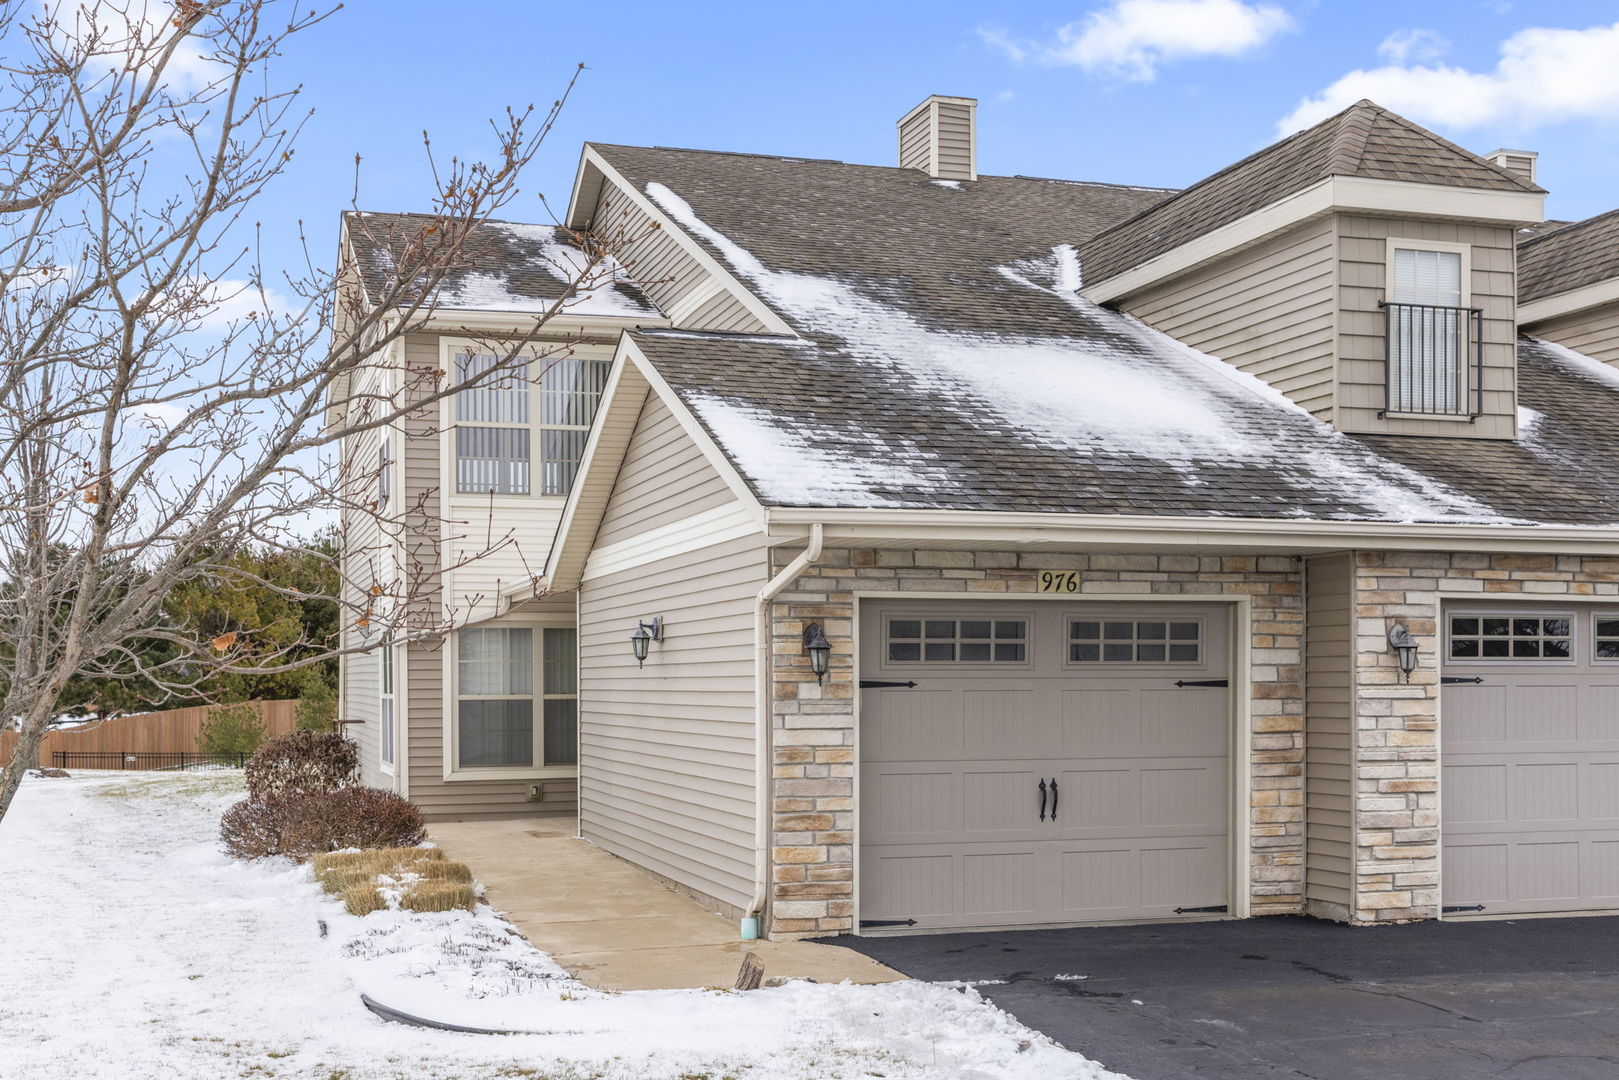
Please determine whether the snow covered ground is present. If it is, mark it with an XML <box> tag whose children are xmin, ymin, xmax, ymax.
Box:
<box><xmin>0</xmin><ymin>772</ymin><xmax>1130</xmax><ymax>1080</ymax></box>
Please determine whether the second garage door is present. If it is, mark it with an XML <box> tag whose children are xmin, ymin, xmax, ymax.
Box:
<box><xmin>1442</xmin><ymin>604</ymin><xmax>1619</xmax><ymax>916</ymax></box>
<box><xmin>858</xmin><ymin>599</ymin><xmax>1232</xmax><ymax>931</ymax></box>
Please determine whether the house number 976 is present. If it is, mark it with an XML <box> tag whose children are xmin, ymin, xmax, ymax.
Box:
<box><xmin>1036</xmin><ymin>571</ymin><xmax>1080</xmax><ymax>593</ymax></box>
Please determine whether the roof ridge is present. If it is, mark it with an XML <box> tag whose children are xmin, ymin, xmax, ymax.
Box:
<box><xmin>1326</xmin><ymin>99</ymin><xmax>1379</xmax><ymax>176</ymax></box>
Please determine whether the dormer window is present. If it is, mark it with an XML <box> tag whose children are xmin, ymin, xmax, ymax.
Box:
<box><xmin>1382</xmin><ymin>241</ymin><xmax>1483</xmax><ymax>420</ymax></box>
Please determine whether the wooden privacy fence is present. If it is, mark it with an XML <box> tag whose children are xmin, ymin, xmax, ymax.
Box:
<box><xmin>1</xmin><ymin>700</ymin><xmax>300</xmax><ymax>768</ymax></box>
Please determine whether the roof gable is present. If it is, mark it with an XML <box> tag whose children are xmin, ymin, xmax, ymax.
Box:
<box><xmin>1080</xmin><ymin>100</ymin><xmax>1544</xmax><ymax>286</ymax></box>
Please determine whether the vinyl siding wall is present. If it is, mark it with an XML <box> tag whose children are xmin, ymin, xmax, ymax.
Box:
<box><xmin>594</xmin><ymin>395</ymin><xmax>738</xmax><ymax>548</ymax></box>
<box><xmin>397</xmin><ymin>332</ymin><xmax>576</xmax><ymax>819</ymax></box>
<box><xmin>590</xmin><ymin>184</ymin><xmax>769</xmax><ymax>333</ymax></box>
<box><xmin>1123</xmin><ymin>217</ymin><xmax>1337</xmax><ymax>417</ymax></box>
<box><xmin>1335</xmin><ymin>214</ymin><xmax>1518</xmax><ymax>438</ymax></box>
<box><xmin>1304</xmin><ymin>552</ymin><xmax>1355</xmax><ymax>919</ymax></box>
<box><xmin>577</xmin><ymin>396</ymin><xmax>769</xmax><ymax>914</ymax></box>
<box><xmin>1524</xmin><ymin>298</ymin><xmax>1619</xmax><ymax>368</ymax></box>
<box><xmin>933</xmin><ymin>99</ymin><xmax>974</xmax><ymax>181</ymax></box>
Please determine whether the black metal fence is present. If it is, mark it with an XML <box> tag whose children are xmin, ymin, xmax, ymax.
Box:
<box><xmin>52</xmin><ymin>751</ymin><xmax>249</xmax><ymax>771</ymax></box>
<box><xmin>1379</xmin><ymin>300</ymin><xmax>1485</xmax><ymax>419</ymax></box>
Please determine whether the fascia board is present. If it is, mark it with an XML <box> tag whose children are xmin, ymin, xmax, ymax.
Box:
<box><xmin>1083</xmin><ymin>176</ymin><xmax>1545</xmax><ymax>305</ymax></box>
<box><xmin>763</xmin><ymin>506</ymin><xmax>1619</xmax><ymax>556</ymax></box>
<box><xmin>1519</xmin><ymin>278</ymin><xmax>1619</xmax><ymax>326</ymax></box>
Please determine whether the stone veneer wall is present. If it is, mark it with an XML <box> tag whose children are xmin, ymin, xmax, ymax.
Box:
<box><xmin>765</xmin><ymin>547</ymin><xmax>1306</xmax><ymax>938</ymax></box>
<box><xmin>1346</xmin><ymin>551</ymin><xmax>1619</xmax><ymax>924</ymax></box>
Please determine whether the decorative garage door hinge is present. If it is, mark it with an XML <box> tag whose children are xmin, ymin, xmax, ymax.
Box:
<box><xmin>1173</xmin><ymin>904</ymin><xmax>1229</xmax><ymax>915</ymax></box>
<box><xmin>1442</xmin><ymin>904</ymin><xmax>1486</xmax><ymax>913</ymax></box>
<box><xmin>859</xmin><ymin>680</ymin><xmax>918</xmax><ymax>688</ymax></box>
<box><xmin>859</xmin><ymin>918</ymin><xmax>919</xmax><ymax>928</ymax></box>
<box><xmin>1174</xmin><ymin>679</ymin><xmax>1229</xmax><ymax>688</ymax></box>
<box><xmin>1441</xmin><ymin>676</ymin><xmax>1484</xmax><ymax>685</ymax></box>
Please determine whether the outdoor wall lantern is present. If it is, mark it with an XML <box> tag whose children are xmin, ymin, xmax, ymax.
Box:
<box><xmin>631</xmin><ymin>616</ymin><xmax>663</xmax><ymax>668</ymax></box>
<box><xmin>1388</xmin><ymin>623</ymin><xmax>1420</xmax><ymax>682</ymax></box>
<box><xmin>802</xmin><ymin>622</ymin><xmax>832</xmax><ymax>684</ymax></box>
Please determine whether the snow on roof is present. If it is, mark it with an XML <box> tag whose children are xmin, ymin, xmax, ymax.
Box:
<box><xmin>645</xmin><ymin>180</ymin><xmax>1511</xmax><ymax>524</ymax></box>
<box><xmin>436</xmin><ymin>223</ymin><xmax>653</xmax><ymax>317</ymax></box>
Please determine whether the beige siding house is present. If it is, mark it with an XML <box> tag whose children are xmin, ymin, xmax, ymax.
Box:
<box><xmin>338</xmin><ymin>95</ymin><xmax>1619</xmax><ymax>942</ymax></box>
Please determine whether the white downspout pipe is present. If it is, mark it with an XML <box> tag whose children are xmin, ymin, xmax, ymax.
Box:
<box><xmin>742</xmin><ymin>522</ymin><xmax>823</xmax><ymax>939</ymax></box>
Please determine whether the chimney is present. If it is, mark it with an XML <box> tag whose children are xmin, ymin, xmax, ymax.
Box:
<box><xmin>897</xmin><ymin>95</ymin><xmax>977</xmax><ymax>182</ymax></box>
<box><xmin>1485</xmin><ymin>148</ymin><xmax>1538</xmax><ymax>185</ymax></box>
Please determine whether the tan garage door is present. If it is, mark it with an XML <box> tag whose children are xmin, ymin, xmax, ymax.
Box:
<box><xmin>857</xmin><ymin>599</ymin><xmax>1231</xmax><ymax>931</ymax></box>
<box><xmin>1442</xmin><ymin>604</ymin><xmax>1619</xmax><ymax>916</ymax></box>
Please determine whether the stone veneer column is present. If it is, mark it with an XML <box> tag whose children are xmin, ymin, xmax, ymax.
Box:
<box><xmin>765</xmin><ymin>548</ymin><xmax>1306</xmax><ymax>939</ymax></box>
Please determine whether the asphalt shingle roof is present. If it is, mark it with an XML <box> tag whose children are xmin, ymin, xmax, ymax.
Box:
<box><xmin>343</xmin><ymin>210</ymin><xmax>657</xmax><ymax>316</ymax></box>
<box><xmin>1518</xmin><ymin>209</ymin><xmax>1619</xmax><ymax>304</ymax></box>
<box><xmin>587</xmin><ymin>140</ymin><xmax>1619</xmax><ymax>528</ymax></box>
<box><xmin>1080</xmin><ymin>100</ymin><xmax>1543</xmax><ymax>285</ymax></box>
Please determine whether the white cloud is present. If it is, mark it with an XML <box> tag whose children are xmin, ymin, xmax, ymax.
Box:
<box><xmin>38</xmin><ymin>1</ymin><xmax>217</xmax><ymax>89</ymax></box>
<box><xmin>982</xmin><ymin>0</ymin><xmax>1294</xmax><ymax>82</ymax></box>
<box><xmin>1377</xmin><ymin>28</ymin><xmax>1449</xmax><ymax>64</ymax></box>
<box><xmin>1279</xmin><ymin>21</ymin><xmax>1619</xmax><ymax>135</ymax></box>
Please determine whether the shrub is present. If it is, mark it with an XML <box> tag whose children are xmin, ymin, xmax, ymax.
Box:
<box><xmin>286</xmin><ymin>787</ymin><xmax>426</xmax><ymax>854</ymax></box>
<box><xmin>244</xmin><ymin>729</ymin><xmax>356</xmax><ymax>799</ymax></box>
<box><xmin>293</xmin><ymin>676</ymin><xmax>337</xmax><ymax>732</ymax></box>
<box><xmin>220</xmin><ymin>787</ymin><xmax>424</xmax><ymax>860</ymax></box>
<box><xmin>220</xmin><ymin>794</ymin><xmax>303</xmax><ymax>859</ymax></box>
<box><xmin>197</xmin><ymin>702</ymin><xmax>268</xmax><ymax>758</ymax></box>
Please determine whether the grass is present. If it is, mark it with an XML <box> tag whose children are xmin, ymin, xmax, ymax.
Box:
<box><xmin>311</xmin><ymin>847</ymin><xmax>475</xmax><ymax>916</ymax></box>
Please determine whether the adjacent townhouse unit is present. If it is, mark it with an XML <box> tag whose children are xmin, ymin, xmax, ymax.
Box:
<box><xmin>338</xmin><ymin>96</ymin><xmax>1619</xmax><ymax>941</ymax></box>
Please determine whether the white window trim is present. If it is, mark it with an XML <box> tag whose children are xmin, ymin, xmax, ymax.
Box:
<box><xmin>378</xmin><ymin>636</ymin><xmax>396</xmax><ymax>776</ymax></box>
<box><xmin>1382</xmin><ymin>237</ymin><xmax>1476</xmax><ymax>422</ymax></box>
<box><xmin>438</xmin><ymin>337</ymin><xmax>612</xmax><ymax>504</ymax></box>
<box><xmin>443</xmin><ymin>612</ymin><xmax>580</xmax><ymax>782</ymax></box>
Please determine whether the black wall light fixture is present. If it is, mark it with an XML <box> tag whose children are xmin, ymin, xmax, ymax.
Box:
<box><xmin>802</xmin><ymin>622</ymin><xmax>831</xmax><ymax>684</ymax></box>
<box><xmin>631</xmin><ymin>616</ymin><xmax>663</xmax><ymax>667</ymax></box>
<box><xmin>1387</xmin><ymin>623</ymin><xmax>1419</xmax><ymax>682</ymax></box>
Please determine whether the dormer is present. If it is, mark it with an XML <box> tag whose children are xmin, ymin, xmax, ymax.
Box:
<box><xmin>1517</xmin><ymin>209</ymin><xmax>1619</xmax><ymax>368</ymax></box>
<box><xmin>1080</xmin><ymin>101</ymin><xmax>1545</xmax><ymax>440</ymax></box>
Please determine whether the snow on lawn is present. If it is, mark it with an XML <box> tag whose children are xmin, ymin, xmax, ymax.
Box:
<box><xmin>0</xmin><ymin>772</ymin><xmax>1129</xmax><ymax>1080</ymax></box>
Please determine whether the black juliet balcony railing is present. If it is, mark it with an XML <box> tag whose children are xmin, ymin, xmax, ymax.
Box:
<box><xmin>1378</xmin><ymin>300</ymin><xmax>1485</xmax><ymax>420</ymax></box>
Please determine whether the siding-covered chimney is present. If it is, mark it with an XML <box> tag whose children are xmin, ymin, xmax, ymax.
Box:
<box><xmin>897</xmin><ymin>95</ymin><xmax>977</xmax><ymax>182</ymax></box>
<box><xmin>1485</xmin><ymin>148</ymin><xmax>1538</xmax><ymax>185</ymax></box>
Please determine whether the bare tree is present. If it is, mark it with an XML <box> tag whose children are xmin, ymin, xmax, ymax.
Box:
<box><xmin>0</xmin><ymin>1</ymin><xmax>631</xmax><ymax>820</ymax></box>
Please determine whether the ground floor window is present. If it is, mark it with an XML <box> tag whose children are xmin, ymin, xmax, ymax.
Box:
<box><xmin>455</xmin><ymin>624</ymin><xmax>577</xmax><ymax>769</ymax></box>
<box><xmin>379</xmin><ymin>635</ymin><xmax>395</xmax><ymax>767</ymax></box>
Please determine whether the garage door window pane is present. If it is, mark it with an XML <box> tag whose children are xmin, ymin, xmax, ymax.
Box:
<box><xmin>1071</xmin><ymin>619</ymin><xmax>1201</xmax><ymax>663</ymax></box>
<box><xmin>887</xmin><ymin>618</ymin><xmax>1026</xmax><ymax>663</ymax></box>
<box><xmin>1597</xmin><ymin>619</ymin><xmax>1619</xmax><ymax>659</ymax></box>
<box><xmin>1451</xmin><ymin>614</ymin><xmax>1571</xmax><ymax>661</ymax></box>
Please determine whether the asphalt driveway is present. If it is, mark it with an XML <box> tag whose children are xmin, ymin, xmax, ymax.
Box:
<box><xmin>829</xmin><ymin>915</ymin><xmax>1619</xmax><ymax>1079</ymax></box>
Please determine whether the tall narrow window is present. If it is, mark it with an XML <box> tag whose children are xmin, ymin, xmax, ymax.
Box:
<box><xmin>379</xmin><ymin>635</ymin><xmax>395</xmax><ymax>767</ymax></box>
<box><xmin>376</xmin><ymin>438</ymin><xmax>393</xmax><ymax>507</ymax></box>
<box><xmin>456</xmin><ymin>353</ymin><xmax>531</xmax><ymax>494</ymax></box>
<box><xmin>1388</xmin><ymin>247</ymin><xmax>1466</xmax><ymax>415</ymax></box>
<box><xmin>457</xmin><ymin>627</ymin><xmax>534</xmax><ymax>767</ymax></box>
<box><xmin>539</xmin><ymin>357</ymin><xmax>611</xmax><ymax>495</ymax></box>
<box><xmin>541</xmin><ymin>627</ymin><xmax>579</xmax><ymax>765</ymax></box>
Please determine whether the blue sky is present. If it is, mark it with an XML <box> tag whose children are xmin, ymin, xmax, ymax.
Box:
<box><xmin>250</xmin><ymin>0</ymin><xmax>1619</xmax><ymax>272</ymax></box>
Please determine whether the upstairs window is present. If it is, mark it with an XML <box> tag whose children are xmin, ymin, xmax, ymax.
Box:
<box><xmin>453</xmin><ymin>350</ymin><xmax>611</xmax><ymax>497</ymax></box>
<box><xmin>376</xmin><ymin>437</ymin><xmax>393</xmax><ymax>507</ymax></box>
<box><xmin>1383</xmin><ymin>243</ymin><xmax>1481</xmax><ymax>418</ymax></box>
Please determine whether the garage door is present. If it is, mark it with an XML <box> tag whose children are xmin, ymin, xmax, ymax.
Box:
<box><xmin>858</xmin><ymin>599</ymin><xmax>1231</xmax><ymax>931</ymax></box>
<box><xmin>1442</xmin><ymin>604</ymin><xmax>1619</xmax><ymax>916</ymax></box>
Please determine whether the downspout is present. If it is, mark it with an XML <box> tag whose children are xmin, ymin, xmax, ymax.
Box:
<box><xmin>742</xmin><ymin>522</ymin><xmax>823</xmax><ymax>940</ymax></box>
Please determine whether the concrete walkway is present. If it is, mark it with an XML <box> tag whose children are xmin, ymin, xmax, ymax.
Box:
<box><xmin>429</xmin><ymin>817</ymin><xmax>903</xmax><ymax>992</ymax></box>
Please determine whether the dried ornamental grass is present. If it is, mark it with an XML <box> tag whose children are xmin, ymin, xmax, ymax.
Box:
<box><xmin>399</xmin><ymin>881</ymin><xmax>477</xmax><ymax>913</ymax></box>
<box><xmin>341</xmin><ymin>881</ymin><xmax>386</xmax><ymax>916</ymax></box>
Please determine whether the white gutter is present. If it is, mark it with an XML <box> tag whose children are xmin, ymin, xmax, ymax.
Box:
<box><xmin>762</xmin><ymin>507</ymin><xmax>1619</xmax><ymax>555</ymax></box>
<box><xmin>743</xmin><ymin>522</ymin><xmax>823</xmax><ymax>939</ymax></box>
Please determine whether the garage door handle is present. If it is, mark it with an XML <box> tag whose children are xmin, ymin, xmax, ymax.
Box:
<box><xmin>1049</xmin><ymin>778</ymin><xmax>1059</xmax><ymax>821</ymax></box>
<box><xmin>1038</xmin><ymin>778</ymin><xmax>1047</xmax><ymax>821</ymax></box>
